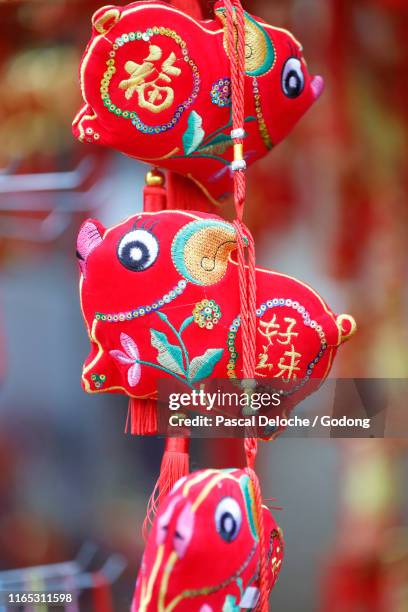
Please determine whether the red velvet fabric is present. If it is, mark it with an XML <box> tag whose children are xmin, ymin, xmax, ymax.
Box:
<box><xmin>73</xmin><ymin>1</ymin><xmax>323</xmax><ymax>204</ymax></box>
<box><xmin>131</xmin><ymin>468</ymin><xmax>284</xmax><ymax>611</ymax></box>
<box><xmin>77</xmin><ymin>210</ymin><xmax>356</xmax><ymax>432</ymax></box>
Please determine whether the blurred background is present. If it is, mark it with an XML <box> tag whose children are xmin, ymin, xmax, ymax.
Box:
<box><xmin>0</xmin><ymin>0</ymin><xmax>407</xmax><ymax>610</ymax></box>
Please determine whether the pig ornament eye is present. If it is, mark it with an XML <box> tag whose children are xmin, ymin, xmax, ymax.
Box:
<box><xmin>117</xmin><ymin>229</ymin><xmax>159</xmax><ymax>272</ymax></box>
<box><xmin>215</xmin><ymin>497</ymin><xmax>242</xmax><ymax>543</ymax></box>
<box><xmin>282</xmin><ymin>57</ymin><xmax>305</xmax><ymax>98</ymax></box>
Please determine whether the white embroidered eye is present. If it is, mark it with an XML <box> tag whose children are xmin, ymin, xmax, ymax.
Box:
<box><xmin>215</xmin><ymin>497</ymin><xmax>242</xmax><ymax>543</ymax></box>
<box><xmin>117</xmin><ymin>229</ymin><xmax>159</xmax><ymax>272</ymax></box>
<box><xmin>282</xmin><ymin>57</ymin><xmax>304</xmax><ymax>98</ymax></box>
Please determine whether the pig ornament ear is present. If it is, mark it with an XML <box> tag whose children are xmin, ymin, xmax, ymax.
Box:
<box><xmin>214</xmin><ymin>4</ymin><xmax>276</xmax><ymax>76</ymax></box>
<box><xmin>76</xmin><ymin>219</ymin><xmax>105</xmax><ymax>278</ymax></box>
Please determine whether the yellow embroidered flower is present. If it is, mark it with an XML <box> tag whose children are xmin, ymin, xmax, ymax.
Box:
<box><xmin>193</xmin><ymin>300</ymin><xmax>221</xmax><ymax>330</ymax></box>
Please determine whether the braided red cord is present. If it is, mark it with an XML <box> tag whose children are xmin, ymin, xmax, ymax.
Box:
<box><xmin>245</xmin><ymin>226</ymin><xmax>258</xmax><ymax>377</ymax></box>
<box><xmin>246</xmin><ymin>465</ymin><xmax>268</xmax><ymax>611</ymax></box>
<box><xmin>245</xmin><ymin>432</ymin><xmax>268</xmax><ymax>611</ymax></box>
<box><xmin>223</xmin><ymin>1</ymin><xmax>268</xmax><ymax>609</ymax></box>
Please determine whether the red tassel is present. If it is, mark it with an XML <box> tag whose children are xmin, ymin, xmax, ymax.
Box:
<box><xmin>126</xmin><ymin>398</ymin><xmax>158</xmax><ymax>436</ymax></box>
<box><xmin>143</xmin><ymin>169</ymin><xmax>167</xmax><ymax>212</ymax></box>
<box><xmin>92</xmin><ymin>572</ymin><xmax>113</xmax><ymax>612</ymax></box>
<box><xmin>166</xmin><ymin>171</ymin><xmax>217</xmax><ymax>212</ymax></box>
<box><xmin>143</xmin><ymin>437</ymin><xmax>190</xmax><ymax>539</ymax></box>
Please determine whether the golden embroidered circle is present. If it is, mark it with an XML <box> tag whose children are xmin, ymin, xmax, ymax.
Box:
<box><xmin>100</xmin><ymin>27</ymin><xmax>201</xmax><ymax>134</ymax></box>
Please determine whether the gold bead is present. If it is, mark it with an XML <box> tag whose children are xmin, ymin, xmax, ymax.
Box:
<box><xmin>145</xmin><ymin>169</ymin><xmax>165</xmax><ymax>187</ymax></box>
<box><xmin>233</xmin><ymin>143</ymin><xmax>244</xmax><ymax>162</ymax></box>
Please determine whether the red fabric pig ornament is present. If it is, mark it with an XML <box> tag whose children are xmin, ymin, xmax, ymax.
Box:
<box><xmin>132</xmin><ymin>468</ymin><xmax>284</xmax><ymax>611</ymax></box>
<box><xmin>73</xmin><ymin>1</ymin><xmax>324</xmax><ymax>204</ymax></box>
<box><xmin>77</xmin><ymin>210</ymin><xmax>356</xmax><ymax>437</ymax></box>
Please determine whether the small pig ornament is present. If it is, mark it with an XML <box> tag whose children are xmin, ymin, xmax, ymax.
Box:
<box><xmin>77</xmin><ymin>210</ymin><xmax>356</xmax><ymax>436</ymax></box>
<box><xmin>132</xmin><ymin>469</ymin><xmax>284</xmax><ymax>611</ymax></box>
<box><xmin>73</xmin><ymin>1</ymin><xmax>324</xmax><ymax>203</ymax></box>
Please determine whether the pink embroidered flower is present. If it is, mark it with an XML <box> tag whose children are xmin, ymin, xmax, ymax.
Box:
<box><xmin>110</xmin><ymin>333</ymin><xmax>141</xmax><ymax>387</ymax></box>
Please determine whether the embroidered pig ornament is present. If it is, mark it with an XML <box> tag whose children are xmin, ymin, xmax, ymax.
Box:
<box><xmin>132</xmin><ymin>469</ymin><xmax>284</xmax><ymax>611</ymax></box>
<box><xmin>77</xmin><ymin>211</ymin><xmax>356</xmax><ymax>436</ymax></box>
<box><xmin>73</xmin><ymin>1</ymin><xmax>324</xmax><ymax>203</ymax></box>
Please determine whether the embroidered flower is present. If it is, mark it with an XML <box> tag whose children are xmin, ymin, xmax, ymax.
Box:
<box><xmin>193</xmin><ymin>300</ymin><xmax>221</xmax><ymax>329</ymax></box>
<box><xmin>211</xmin><ymin>78</ymin><xmax>232</xmax><ymax>108</ymax></box>
<box><xmin>110</xmin><ymin>333</ymin><xmax>141</xmax><ymax>387</ymax></box>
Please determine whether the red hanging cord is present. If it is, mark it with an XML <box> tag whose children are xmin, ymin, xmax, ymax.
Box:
<box><xmin>223</xmin><ymin>1</ymin><xmax>268</xmax><ymax>609</ymax></box>
<box><xmin>224</xmin><ymin>0</ymin><xmax>257</xmax><ymax>378</ymax></box>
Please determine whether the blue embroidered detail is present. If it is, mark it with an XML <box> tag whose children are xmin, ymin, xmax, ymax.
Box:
<box><xmin>211</xmin><ymin>78</ymin><xmax>232</xmax><ymax>107</ymax></box>
<box><xmin>95</xmin><ymin>279</ymin><xmax>188</xmax><ymax>322</ymax></box>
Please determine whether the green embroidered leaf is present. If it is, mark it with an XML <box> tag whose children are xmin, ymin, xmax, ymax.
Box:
<box><xmin>150</xmin><ymin>329</ymin><xmax>185</xmax><ymax>376</ymax></box>
<box><xmin>182</xmin><ymin>111</ymin><xmax>205</xmax><ymax>155</ymax></box>
<box><xmin>239</xmin><ymin>474</ymin><xmax>258</xmax><ymax>542</ymax></box>
<box><xmin>204</xmin><ymin>133</ymin><xmax>233</xmax><ymax>147</ymax></box>
<box><xmin>156</xmin><ymin>311</ymin><xmax>169</xmax><ymax>323</ymax></box>
<box><xmin>188</xmin><ymin>348</ymin><xmax>223</xmax><ymax>382</ymax></box>
<box><xmin>180</xmin><ymin>316</ymin><xmax>194</xmax><ymax>334</ymax></box>
<box><xmin>222</xmin><ymin>595</ymin><xmax>240</xmax><ymax>612</ymax></box>
<box><xmin>198</xmin><ymin>133</ymin><xmax>233</xmax><ymax>156</ymax></box>
<box><xmin>199</xmin><ymin>143</ymin><xmax>231</xmax><ymax>156</ymax></box>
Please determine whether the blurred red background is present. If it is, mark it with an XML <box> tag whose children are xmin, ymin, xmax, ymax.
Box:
<box><xmin>0</xmin><ymin>1</ymin><xmax>407</xmax><ymax>610</ymax></box>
